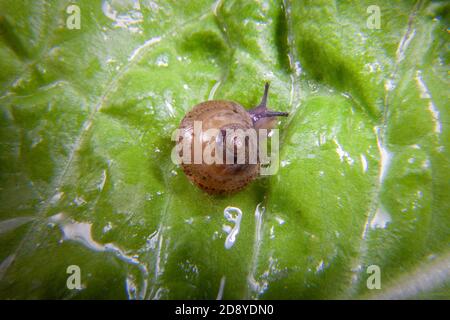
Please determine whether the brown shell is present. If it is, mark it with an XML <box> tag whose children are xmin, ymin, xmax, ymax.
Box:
<box><xmin>178</xmin><ymin>100</ymin><xmax>259</xmax><ymax>195</ymax></box>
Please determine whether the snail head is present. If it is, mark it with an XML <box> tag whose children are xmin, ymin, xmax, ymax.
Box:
<box><xmin>249</xmin><ymin>82</ymin><xmax>289</xmax><ymax>130</ymax></box>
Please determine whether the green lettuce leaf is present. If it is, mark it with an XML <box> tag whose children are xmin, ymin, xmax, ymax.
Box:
<box><xmin>0</xmin><ymin>0</ymin><xmax>448</xmax><ymax>299</ymax></box>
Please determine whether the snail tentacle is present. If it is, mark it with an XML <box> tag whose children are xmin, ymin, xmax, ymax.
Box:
<box><xmin>249</xmin><ymin>83</ymin><xmax>289</xmax><ymax>129</ymax></box>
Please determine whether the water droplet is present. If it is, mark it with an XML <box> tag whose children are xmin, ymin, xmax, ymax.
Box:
<box><xmin>208</xmin><ymin>81</ymin><xmax>221</xmax><ymax>100</ymax></box>
<box><xmin>275</xmin><ymin>216</ymin><xmax>285</xmax><ymax>225</ymax></box>
<box><xmin>222</xmin><ymin>207</ymin><xmax>242</xmax><ymax>249</ymax></box>
<box><xmin>375</xmin><ymin>126</ymin><xmax>392</xmax><ymax>183</ymax></box>
<box><xmin>216</xmin><ymin>276</ymin><xmax>226</xmax><ymax>300</ymax></box>
<box><xmin>50</xmin><ymin>191</ymin><xmax>64</xmax><ymax>205</ymax></box>
<box><xmin>360</xmin><ymin>154</ymin><xmax>368</xmax><ymax>173</ymax></box>
<box><xmin>334</xmin><ymin>138</ymin><xmax>354</xmax><ymax>165</ymax></box>
<box><xmin>269</xmin><ymin>226</ymin><xmax>275</xmax><ymax>239</ymax></box>
<box><xmin>102</xmin><ymin>0</ymin><xmax>143</xmax><ymax>33</ymax></box>
<box><xmin>103</xmin><ymin>222</ymin><xmax>113</xmax><ymax>233</ymax></box>
<box><xmin>370</xmin><ymin>206</ymin><xmax>392</xmax><ymax>229</ymax></box>
<box><xmin>97</xmin><ymin>170</ymin><xmax>107</xmax><ymax>191</ymax></box>
<box><xmin>280</xmin><ymin>159</ymin><xmax>291</xmax><ymax>167</ymax></box>
<box><xmin>316</xmin><ymin>260</ymin><xmax>325</xmax><ymax>273</ymax></box>
<box><xmin>155</xmin><ymin>54</ymin><xmax>169</xmax><ymax>67</ymax></box>
<box><xmin>73</xmin><ymin>196</ymin><xmax>87</xmax><ymax>206</ymax></box>
<box><xmin>384</xmin><ymin>79</ymin><xmax>395</xmax><ymax>91</ymax></box>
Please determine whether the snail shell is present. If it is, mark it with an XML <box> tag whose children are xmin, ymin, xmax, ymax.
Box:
<box><xmin>177</xmin><ymin>83</ymin><xmax>288</xmax><ymax>195</ymax></box>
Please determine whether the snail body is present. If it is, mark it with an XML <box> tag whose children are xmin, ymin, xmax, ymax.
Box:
<box><xmin>177</xmin><ymin>83</ymin><xmax>288</xmax><ymax>195</ymax></box>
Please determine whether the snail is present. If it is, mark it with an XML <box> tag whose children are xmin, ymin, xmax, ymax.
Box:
<box><xmin>176</xmin><ymin>83</ymin><xmax>288</xmax><ymax>195</ymax></box>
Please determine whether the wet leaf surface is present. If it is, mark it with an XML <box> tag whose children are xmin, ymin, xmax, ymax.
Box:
<box><xmin>0</xmin><ymin>0</ymin><xmax>448</xmax><ymax>299</ymax></box>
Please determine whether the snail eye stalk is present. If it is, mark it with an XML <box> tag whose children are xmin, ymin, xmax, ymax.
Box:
<box><xmin>249</xmin><ymin>82</ymin><xmax>289</xmax><ymax>129</ymax></box>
